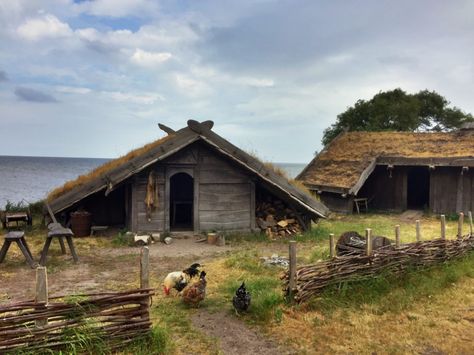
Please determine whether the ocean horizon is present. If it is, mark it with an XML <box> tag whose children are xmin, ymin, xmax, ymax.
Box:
<box><xmin>0</xmin><ymin>155</ymin><xmax>306</xmax><ymax>207</ymax></box>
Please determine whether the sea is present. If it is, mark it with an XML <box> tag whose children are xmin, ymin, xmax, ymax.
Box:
<box><xmin>0</xmin><ymin>156</ymin><xmax>306</xmax><ymax>207</ymax></box>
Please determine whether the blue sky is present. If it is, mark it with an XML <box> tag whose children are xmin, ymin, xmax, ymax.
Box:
<box><xmin>0</xmin><ymin>0</ymin><xmax>473</xmax><ymax>162</ymax></box>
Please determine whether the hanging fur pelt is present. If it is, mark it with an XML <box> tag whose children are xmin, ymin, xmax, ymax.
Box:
<box><xmin>145</xmin><ymin>171</ymin><xmax>158</xmax><ymax>221</ymax></box>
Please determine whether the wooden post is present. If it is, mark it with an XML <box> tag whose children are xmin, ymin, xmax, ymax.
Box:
<box><xmin>416</xmin><ymin>220</ymin><xmax>421</xmax><ymax>242</ymax></box>
<box><xmin>395</xmin><ymin>225</ymin><xmax>400</xmax><ymax>248</ymax></box>
<box><xmin>468</xmin><ymin>211</ymin><xmax>473</xmax><ymax>236</ymax></box>
<box><xmin>289</xmin><ymin>241</ymin><xmax>297</xmax><ymax>299</ymax></box>
<box><xmin>329</xmin><ymin>233</ymin><xmax>336</xmax><ymax>258</ymax></box>
<box><xmin>440</xmin><ymin>215</ymin><xmax>446</xmax><ymax>240</ymax></box>
<box><xmin>140</xmin><ymin>246</ymin><xmax>149</xmax><ymax>289</ymax></box>
<box><xmin>365</xmin><ymin>228</ymin><xmax>372</xmax><ymax>256</ymax></box>
<box><xmin>140</xmin><ymin>247</ymin><xmax>150</xmax><ymax>320</ymax></box>
<box><xmin>35</xmin><ymin>266</ymin><xmax>48</xmax><ymax>327</ymax></box>
<box><xmin>457</xmin><ymin>212</ymin><xmax>464</xmax><ymax>239</ymax></box>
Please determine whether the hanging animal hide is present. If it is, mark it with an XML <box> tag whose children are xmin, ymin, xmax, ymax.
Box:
<box><xmin>145</xmin><ymin>171</ymin><xmax>158</xmax><ymax>221</ymax></box>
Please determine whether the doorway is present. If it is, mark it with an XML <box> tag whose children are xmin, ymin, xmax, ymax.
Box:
<box><xmin>170</xmin><ymin>172</ymin><xmax>194</xmax><ymax>230</ymax></box>
<box><xmin>407</xmin><ymin>167</ymin><xmax>430</xmax><ymax>209</ymax></box>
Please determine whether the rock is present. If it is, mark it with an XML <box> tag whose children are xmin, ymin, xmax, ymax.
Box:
<box><xmin>134</xmin><ymin>234</ymin><xmax>151</xmax><ymax>246</ymax></box>
<box><xmin>164</xmin><ymin>237</ymin><xmax>173</xmax><ymax>245</ymax></box>
<box><xmin>151</xmin><ymin>233</ymin><xmax>160</xmax><ymax>242</ymax></box>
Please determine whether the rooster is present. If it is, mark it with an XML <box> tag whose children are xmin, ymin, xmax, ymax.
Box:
<box><xmin>232</xmin><ymin>282</ymin><xmax>251</xmax><ymax>313</ymax></box>
<box><xmin>163</xmin><ymin>263</ymin><xmax>201</xmax><ymax>295</ymax></box>
<box><xmin>182</xmin><ymin>271</ymin><xmax>207</xmax><ymax>307</ymax></box>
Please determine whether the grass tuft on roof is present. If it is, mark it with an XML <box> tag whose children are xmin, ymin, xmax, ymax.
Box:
<box><xmin>48</xmin><ymin>134</ymin><xmax>173</xmax><ymax>201</ymax></box>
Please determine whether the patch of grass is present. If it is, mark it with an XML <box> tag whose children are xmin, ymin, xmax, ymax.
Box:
<box><xmin>307</xmin><ymin>251</ymin><xmax>474</xmax><ymax>315</ymax></box>
<box><xmin>112</xmin><ymin>230</ymin><xmax>132</xmax><ymax>247</ymax></box>
<box><xmin>121</xmin><ymin>326</ymin><xmax>169</xmax><ymax>355</ymax></box>
<box><xmin>224</xmin><ymin>250</ymin><xmax>266</xmax><ymax>273</ymax></box>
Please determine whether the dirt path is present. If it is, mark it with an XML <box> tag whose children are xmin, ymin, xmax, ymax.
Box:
<box><xmin>191</xmin><ymin>310</ymin><xmax>294</xmax><ymax>355</ymax></box>
<box><xmin>0</xmin><ymin>239</ymin><xmax>232</xmax><ymax>302</ymax></box>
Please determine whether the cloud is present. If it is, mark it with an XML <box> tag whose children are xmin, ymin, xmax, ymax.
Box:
<box><xmin>0</xmin><ymin>70</ymin><xmax>7</xmax><ymax>82</ymax></box>
<box><xmin>15</xmin><ymin>87</ymin><xmax>58</xmax><ymax>103</ymax></box>
<box><xmin>17</xmin><ymin>14</ymin><xmax>72</xmax><ymax>41</ymax></box>
<box><xmin>74</xmin><ymin>0</ymin><xmax>159</xmax><ymax>18</ymax></box>
<box><xmin>130</xmin><ymin>48</ymin><xmax>172</xmax><ymax>67</ymax></box>
<box><xmin>102</xmin><ymin>91</ymin><xmax>164</xmax><ymax>104</ymax></box>
<box><xmin>55</xmin><ymin>86</ymin><xmax>92</xmax><ymax>94</ymax></box>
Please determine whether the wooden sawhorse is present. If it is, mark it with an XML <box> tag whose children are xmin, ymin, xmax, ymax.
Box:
<box><xmin>39</xmin><ymin>227</ymin><xmax>79</xmax><ymax>265</ymax></box>
<box><xmin>0</xmin><ymin>231</ymin><xmax>37</xmax><ymax>268</ymax></box>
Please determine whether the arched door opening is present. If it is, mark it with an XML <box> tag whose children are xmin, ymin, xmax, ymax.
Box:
<box><xmin>170</xmin><ymin>172</ymin><xmax>194</xmax><ymax>230</ymax></box>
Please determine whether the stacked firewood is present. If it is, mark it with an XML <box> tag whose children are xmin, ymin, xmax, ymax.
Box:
<box><xmin>256</xmin><ymin>198</ymin><xmax>303</xmax><ymax>238</ymax></box>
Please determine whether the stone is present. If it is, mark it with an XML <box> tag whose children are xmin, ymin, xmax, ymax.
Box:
<box><xmin>164</xmin><ymin>237</ymin><xmax>173</xmax><ymax>245</ymax></box>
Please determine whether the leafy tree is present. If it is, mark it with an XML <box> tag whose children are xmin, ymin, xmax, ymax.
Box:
<box><xmin>322</xmin><ymin>89</ymin><xmax>473</xmax><ymax>146</ymax></box>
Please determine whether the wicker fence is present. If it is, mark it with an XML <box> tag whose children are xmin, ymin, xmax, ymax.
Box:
<box><xmin>0</xmin><ymin>247</ymin><xmax>153</xmax><ymax>353</ymax></box>
<box><xmin>283</xmin><ymin>212</ymin><xmax>474</xmax><ymax>303</ymax></box>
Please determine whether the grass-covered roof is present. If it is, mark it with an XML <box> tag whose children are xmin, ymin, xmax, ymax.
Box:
<box><xmin>298</xmin><ymin>130</ymin><xmax>474</xmax><ymax>192</ymax></box>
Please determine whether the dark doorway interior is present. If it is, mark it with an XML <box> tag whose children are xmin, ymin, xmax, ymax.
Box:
<box><xmin>407</xmin><ymin>167</ymin><xmax>430</xmax><ymax>209</ymax></box>
<box><xmin>170</xmin><ymin>172</ymin><xmax>193</xmax><ymax>230</ymax></box>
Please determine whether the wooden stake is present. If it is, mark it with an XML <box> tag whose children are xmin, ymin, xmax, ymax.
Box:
<box><xmin>365</xmin><ymin>229</ymin><xmax>372</xmax><ymax>256</ymax></box>
<box><xmin>395</xmin><ymin>225</ymin><xmax>400</xmax><ymax>248</ymax></box>
<box><xmin>35</xmin><ymin>267</ymin><xmax>48</xmax><ymax>327</ymax></box>
<box><xmin>416</xmin><ymin>220</ymin><xmax>421</xmax><ymax>242</ymax></box>
<box><xmin>289</xmin><ymin>241</ymin><xmax>297</xmax><ymax>298</ymax></box>
<box><xmin>457</xmin><ymin>212</ymin><xmax>464</xmax><ymax>239</ymax></box>
<box><xmin>140</xmin><ymin>246</ymin><xmax>149</xmax><ymax>289</ymax></box>
<box><xmin>468</xmin><ymin>211</ymin><xmax>473</xmax><ymax>236</ymax></box>
<box><xmin>329</xmin><ymin>233</ymin><xmax>336</xmax><ymax>258</ymax></box>
<box><xmin>440</xmin><ymin>215</ymin><xmax>446</xmax><ymax>240</ymax></box>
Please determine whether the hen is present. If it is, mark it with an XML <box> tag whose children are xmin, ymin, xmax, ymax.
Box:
<box><xmin>232</xmin><ymin>282</ymin><xmax>251</xmax><ymax>313</ymax></box>
<box><xmin>163</xmin><ymin>263</ymin><xmax>202</xmax><ymax>295</ymax></box>
<box><xmin>182</xmin><ymin>271</ymin><xmax>207</xmax><ymax>307</ymax></box>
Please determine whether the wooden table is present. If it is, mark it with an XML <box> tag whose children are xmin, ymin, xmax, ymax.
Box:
<box><xmin>4</xmin><ymin>212</ymin><xmax>30</xmax><ymax>229</ymax></box>
<box><xmin>0</xmin><ymin>231</ymin><xmax>37</xmax><ymax>268</ymax></box>
<box><xmin>39</xmin><ymin>226</ymin><xmax>79</xmax><ymax>265</ymax></box>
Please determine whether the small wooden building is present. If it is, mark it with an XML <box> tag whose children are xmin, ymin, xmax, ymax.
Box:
<box><xmin>297</xmin><ymin>125</ymin><xmax>474</xmax><ymax>214</ymax></box>
<box><xmin>48</xmin><ymin>120</ymin><xmax>328</xmax><ymax>233</ymax></box>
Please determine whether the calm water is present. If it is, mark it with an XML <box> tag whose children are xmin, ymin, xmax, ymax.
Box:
<box><xmin>0</xmin><ymin>156</ymin><xmax>305</xmax><ymax>207</ymax></box>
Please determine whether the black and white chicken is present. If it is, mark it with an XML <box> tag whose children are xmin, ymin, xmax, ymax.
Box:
<box><xmin>163</xmin><ymin>263</ymin><xmax>202</xmax><ymax>295</ymax></box>
<box><xmin>232</xmin><ymin>282</ymin><xmax>251</xmax><ymax>313</ymax></box>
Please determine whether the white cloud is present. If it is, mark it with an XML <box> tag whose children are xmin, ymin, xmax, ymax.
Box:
<box><xmin>55</xmin><ymin>86</ymin><xmax>92</xmax><ymax>95</ymax></box>
<box><xmin>130</xmin><ymin>48</ymin><xmax>172</xmax><ymax>67</ymax></box>
<box><xmin>74</xmin><ymin>0</ymin><xmax>159</xmax><ymax>18</ymax></box>
<box><xmin>102</xmin><ymin>91</ymin><xmax>164</xmax><ymax>105</ymax></box>
<box><xmin>17</xmin><ymin>13</ymin><xmax>72</xmax><ymax>40</ymax></box>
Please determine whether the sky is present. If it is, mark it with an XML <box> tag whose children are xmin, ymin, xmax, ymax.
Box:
<box><xmin>0</xmin><ymin>0</ymin><xmax>473</xmax><ymax>163</ymax></box>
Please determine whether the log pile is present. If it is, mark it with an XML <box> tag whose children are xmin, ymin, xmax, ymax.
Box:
<box><xmin>0</xmin><ymin>288</ymin><xmax>154</xmax><ymax>353</ymax></box>
<box><xmin>282</xmin><ymin>233</ymin><xmax>474</xmax><ymax>303</ymax></box>
<box><xmin>256</xmin><ymin>197</ymin><xmax>304</xmax><ymax>238</ymax></box>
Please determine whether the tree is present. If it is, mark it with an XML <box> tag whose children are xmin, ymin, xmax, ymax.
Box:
<box><xmin>322</xmin><ymin>89</ymin><xmax>473</xmax><ymax>146</ymax></box>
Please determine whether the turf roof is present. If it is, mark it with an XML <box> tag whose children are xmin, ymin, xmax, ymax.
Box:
<box><xmin>298</xmin><ymin>130</ymin><xmax>474</xmax><ymax>192</ymax></box>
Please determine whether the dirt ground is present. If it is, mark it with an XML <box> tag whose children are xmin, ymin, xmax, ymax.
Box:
<box><xmin>0</xmin><ymin>237</ymin><xmax>233</xmax><ymax>301</ymax></box>
<box><xmin>192</xmin><ymin>310</ymin><xmax>295</xmax><ymax>355</ymax></box>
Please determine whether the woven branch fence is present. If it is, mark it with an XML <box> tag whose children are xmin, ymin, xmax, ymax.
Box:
<box><xmin>0</xmin><ymin>247</ymin><xmax>153</xmax><ymax>353</ymax></box>
<box><xmin>283</xmin><ymin>212</ymin><xmax>474</xmax><ymax>303</ymax></box>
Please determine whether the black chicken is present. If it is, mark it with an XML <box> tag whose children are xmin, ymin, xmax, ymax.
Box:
<box><xmin>232</xmin><ymin>282</ymin><xmax>251</xmax><ymax>313</ymax></box>
<box><xmin>183</xmin><ymin>263</ymin><xmax>201</xmax><ymax>278</ymax></box>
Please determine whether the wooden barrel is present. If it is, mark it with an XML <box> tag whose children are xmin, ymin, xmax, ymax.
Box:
<box><xmin>70</xmin><ymin>211</ymin><xmax>92</xmax><ymax>237</ymax></box>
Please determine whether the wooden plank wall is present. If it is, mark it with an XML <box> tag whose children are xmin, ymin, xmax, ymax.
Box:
<box><xmin>198</xmin><ymin>147</ymin><xmax>252</xmax><ymax>231</ymax></box>
<box><xmin>430</xmin><ymin>167</ymin><xmax>459</xmax><ymax>213</ymax></box>
<box><xmin>319</xmin><ymin>192</ymin><xmax>353</xmax><ymax>213</ymax></box>
<box><xmin>357</xmin><ymin>166</ymin><xmax>406</xmax><ymax>211</ymax></box>
<box><xmin>132</xmin><ymin>167</ymin><xmax>166</xmax><ymax>232</ymax></box>
<box><xmin>431</xmin><ymin>167</ymin><xmax>473</xmax><ymax>214</ymax></box>
<box><xmin>130</xmin><ymin>142</ymin><xmax>253</xmax><ymax>233</ymax></box>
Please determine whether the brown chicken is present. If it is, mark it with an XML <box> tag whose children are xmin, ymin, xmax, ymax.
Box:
<box><xmin>182</xmin><ymin>271</ymin><xmax>206</xmax><ymax>307</ymax></box>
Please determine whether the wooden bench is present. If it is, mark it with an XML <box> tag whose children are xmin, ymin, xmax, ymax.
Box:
<box><xmin>353</xmin><ymin>198</ymin><xmax>369</xmax><ymax>214</ymax></box>
<box><xmin>0</xmin><ymin>231</ymin><xmax>37</xmax><ymax>268</ymax></box>
<box><xmin>39</xmin><ymin>226</ymin><xmax>79</xmax><ymax>265</ymax></box>
<box><xmin>39</xmin><ymin>203</ymin><xmax>79</xmax><ymax>265</ymax></box>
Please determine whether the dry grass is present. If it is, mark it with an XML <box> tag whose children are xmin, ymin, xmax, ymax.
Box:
<box><xmin>48</xmin><ymin>134</ymin><xmax>173</xmax><ymax>201</ymax></box>
<box><xmin>300</xmin><ymin>130</ymin><xmax>474</xmax><ymax>189</ymax></box>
